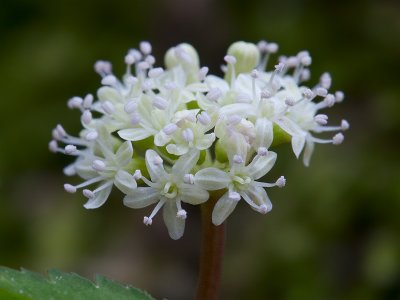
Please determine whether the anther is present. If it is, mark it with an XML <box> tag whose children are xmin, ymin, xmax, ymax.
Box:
<box><xmin>102</xmin><ymin>101</ymin><xmax>114</xmax><ymax>114</ymax></box>
<box><xmin>261</xmin><ymin>90</ymin><xmax>272</xmax><ymax>98</ymax></box>
<box><xmin>83</xmin><ymin>94</ymin><xmax>94</xmax><ymax>109</ymax></box>
<box><xmin>233</xmin><ymin>154</ymin><xmax>244</xmax><ymax>164</ymax></box>
<box><xmin>85</xmin><ymin>130</ymin><xmax>98</xmax><ymax>141</ymax></box>
<box><xmin>101</xmin><ymin>75</ymin><xmax>117</xmax><ymax>86</ymax></box>
<box><xmin>145</xmin><ymin>55</ymin><xmax>156</xmax><ymax>65</ymax></box>
<box><xmin>82</xmin><ymin>110</ymin><xmax>92</xmax><ymax>124</ymax></box>
<box><xmin>257</xmin><ymin>147</ymin><xmax>268</xmax><ymax>156</ymax></box>
<box><xmin>251</xmin><ymin>69</ymin><xmax>259</xmax><ymax>78</ymax></box>
<box><xmin>124</xmin><ymin>53</ymin><xmax>135</xmax><ymax>65</ymax></box>
<box><xmin>133</xmin><ymin>170</ymin><xmax>142</xmax><ymax>180</ymax></box>
<box><xmin>153</xmin><ymin>155</ymin><xmax>163</xmax><ymax>165</ymax></box>
<box><xmin>182</xmin><ymin>128</ymin><xmax>194</xmax><ymax>143</ymax></box>
<box><xmin>335</xmin><ymin>91</ymin><xmax>345</xmax><ymax>102</ymax></box>
<box><xmin>177</xmin><ymin>209</ymin><xmax>187</xmax><ymax>219</ymax></box>
<box><xmin>153</xmin><ymin>96</ymin><xmax>168</xmax><ymax>110</ymax></box>
<box><xmin>303</xmin><ymin>88</ymin><xmax>314</xmax><ymax>99</ymax></box>
<box><xmin>67</xmin><ymin>97</ymin><xmax>83</xmax><ymax>109</ymax></box>
<box><xmin>332</xmin><ymin>133</ymin><xmax>344</xmax><ymax>145</ymax></box>
<box><xmin>49</xmin><ymin>140</ymin><xmax>58</xmax><ymax>153</ymax></box>
<box><xmin>257</xmin><ymin>40</ymin><xmax>268</xmax><ymax>53</ymax></box>
<box><xmin>143</xmin><ymin>216</ymin><xmax>153</xmax><ymax>226</ymax></box>
<box><xmin>274</xmin><ymin>62</ymin><xmax>285</xmax><ymax>72</ymax></box>
<box><xmin>197</xmin><ymin>111</ymin><xmax>211</xmax><ymax>125</ymax></box>
<box><xmin>94</xmin><ymin>60</ymin><xmax>112</xmax><ymax>75</ymax></box>
<box><xmin>131</xmin><ymin>113</ymin><xmax>141</xmax><ymax>125</ymax></box>
<box><xmin>163</xmin><ymin>123</ymin><xmax>178</xmax><ymax>135</ymax></box>
<box><xmin>92</xmin><ymin>160</ymin><xmax>106</xmax><ymax>172</ymax></box>
<box><xmin>140</xmin><ymin>41</ymin><xmax>152</xmax><ymax>55</ymax></box>
<box><xmin>300</xmin><ymin>55</ymin><xmax>312</xmax><ymax>66</ymax></box>
<box><xmin>56</xmin><ymin>124</ymin><xmax>67</xmax><ymax>137</ymax></box>
<box><xmin>228</xmin><ymin>191</ymin><xmax>241</xmax><ymax>201</ymax></box>
<box><xmin>324</xmin><ymin>94</ymin><xmax>335</xmax><ymax>107</ymax></box>
<box><xmin>266</xmin><ymin>42</ymin><xmax>278</xmax><ymax>53</ymax></box>
<box><xmin>198</xmin><ymin>67</ymin><xmax>209</xmax><ymax>81</ymax></box>
<box><xmin>148</xmin><ymin>67</ymin><xmax>164</xmax><ymax>78</ymax></box>
<box><xmin>316</xmin><ymin>87</ymin><xmax>328</xmax><ymax>97</ymax></box>
<box><xmin>285</xmin><ymin>97</ymin><xmax>295</xmax><ymax>106</ymax></box>
<box><xmin>341</xmin><ymin>120</ymin><xmax>350</xmax><ymax>130</ymax></box>
<box><xmin>224</xmin><ymin>55</ymin><xmax>237</xmax><ymax>65</ymax></box>
<box><xmin>83</xmin><ymin>189</ymin><xmax>95</xmax><ymax>199</ymax></box>
<box><xmin>124</xmin><ymin>101</ymin><xmax>137</xmax><ymax>114</ymax></box>
<box><xmin>125</xmin><ymin>75</ymin><xmax>138</xmax><ymax>86</ymax></box>
<box><xmin>64</xmin><ymin>145</ymin><xmax>77</xmax><ymax>155</ymax></box>
<box><xmin>206</xmin><ymin>88</ymin><xmax>222</xmax><ymax>101</ymax></box>
<box><xmin>300</xmin><ymin>69</ymin><xmax>311</xmax><ymax>81</ymax></box>
<box><xmin>164</xmin><ymin>82</ymin><xmax>178</xmax><ymax>90</ymax></box>
<box><xmin>183</xmin><ymin>174</ymin><xmax>194</xmax><ymax>184</ymax></box>
<box><xmin>320</xmin><ymin>72</ymin><xmax>332</xmax><ymax>89</ymax></box>
<box><xmin>276</xmin><ymin>176</ymin><xmax>286</xmax><ymax>188</ymax></box>
<box><xmin>64</xmin><ymin>184</ymin><xmax>77</xmax><ymax>193</ymax></box>
<box><xmin>314</xmin><ymin>114</ymin><xmax>328</xmax><ymax>125</ymax></box>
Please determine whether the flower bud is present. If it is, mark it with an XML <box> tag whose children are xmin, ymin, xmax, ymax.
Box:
<box><xmin>164</xmin><ymin>43</ymin><xmax>200</xmax><ymax>83</ymax></box>
<box><xmin>225</xmin><ymin>41</ymin><xmax>260</xmax><ymax>82</ymax></box>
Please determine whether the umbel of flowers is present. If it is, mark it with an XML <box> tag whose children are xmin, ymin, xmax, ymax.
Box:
<box><xmin>50</xmin><ymin>40</ymin><xmax>348</xmax><ymax>239</ymax></box>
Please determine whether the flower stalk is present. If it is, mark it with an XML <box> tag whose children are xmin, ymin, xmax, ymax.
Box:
<box><xmin>196</xmin><ymin>192</ymin><xmax>226</xmax><ymax>300</ymax></box>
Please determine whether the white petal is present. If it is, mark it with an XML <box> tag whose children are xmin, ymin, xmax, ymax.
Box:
<box><xmin>194</xmin><ymin>168</ymin><xmax>231</xmax><ymax>190</ymax></box>
<box><xmin>115</xmin><ymin>141</ymin><xmax>133</xmax><ymax>166</ymax></box>
<box><xmin>154</xmin><ymin>131</ymin><xmax>171</xmax><ymax>146</ymax></box>
<box><xmin>145</xmin><ymin>150</ymin><xmax>167</xmax><ymax>182</ymax></box>
<box><xmin>163</xmin><ymin>201</ymin><xmax>185</xmax><ymax>240</ymax></box>
<box><xmin>166</xmin><ymin>143</ymin><xmax>189</xmax><ymax>156</ymax></box>
<box><xmin>247</xmin><ymin>184</ymin><xmax>272</xmax><ymax>208</ymax></box>
<box><xmin>114</xmin><ymin>170</ymin><xmax>137</xmax><ymax>195</ymax></box>
<box><xmin>123</xmin><ymin>187</ymin><xmax>160</xmax><ymax>208</ymax></box>
<box><xmin>205</xmin><ymin>75</ymin><xmax>230</xmax><ymax>92</ymax></box>
<box><xmin>118</xmin><ymin>128</ymin><xmax>152</xmax><ymax>141</ymax></box>
<box><xmin>172</xmin><ymin>150</ymin><xmax>200</xmax><ymax>176</ymax></box>
<box><xmin>212</xmin><ymin>192</ymin><xmax>238</xmax><ymax>225</ymax></box>
<box><xmin>97</xmin><ymin>86</ymin><xmax>122</xmax><ymax>104</ymax></box>
<box><xmin>275</xmin><ymin>116</ymin><xmax>303</xmax><ymax>137</ymax></box>
<box><xmin>254</xmin><ymin>118</ymin><xmax>273</xmax><ymax>149</ymax></box>
<box><xmin>292</xmin><ymin>135</ymin><xmax>306</xmax><ymax>158</ymax></box>
<box><xmin>179</xmin><ymin>183</ymin><xmax>209</xmax><ymax>204</ymax></box>
<box><xmin>246</xmin><ymin>151</ymin><xmax>277</xmax><ymax>180</ymax></box>
<box><xmin>195</xmin><ymin>133</ymin><xmax>215</xmax><ymax>150</ymax></box>
<box><xmin>84</xmin><ymin>184</ymin><xmax>112</xmax><ymax>209</ymax></box>
<box><xmin>302</xmin><ymin>138</ymin><xmax>315</xmax><ymax>167</ymax></box>
<box><xmin>219</xmin><ymin>103</ymin><xmax>255</xmax><ymax>118</ymax></box>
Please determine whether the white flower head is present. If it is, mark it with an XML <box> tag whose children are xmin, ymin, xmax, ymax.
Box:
<box><xmin>124</xmin><ymin>149</ymin><xmax>209</xmax><ymax>239</ymax></box>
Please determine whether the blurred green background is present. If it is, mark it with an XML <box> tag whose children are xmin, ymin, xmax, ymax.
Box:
<box><xmin>1</xmin><ymin>0</ymin><xmax>399</xmax><ymax>299</ymax></box>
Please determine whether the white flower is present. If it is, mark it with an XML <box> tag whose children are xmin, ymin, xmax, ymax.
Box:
<box><xmin>52</xmin><ymin>127</ymin><xmax>139</xmax><ymax>209</ymax></box>
<box><xmin>194</xmin><ymin>150</ymin><xmax>285</xmax><ymax>225</ymax></box>
<box><xmin>124</xmin><ymin>149</ymin><xmax>209</xmax><ymax>239</ymax></box>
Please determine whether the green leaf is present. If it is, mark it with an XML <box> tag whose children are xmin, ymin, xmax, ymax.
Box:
<box><xmin>0</xmin><ymin>267</ymin><xmax>154</xmax><ymax>300</ymax></box>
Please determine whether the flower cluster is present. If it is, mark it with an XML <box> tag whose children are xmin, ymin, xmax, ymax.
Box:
<box><xmin>50</xmin><ymin>40</ymin><xmax>348</xmax><ymax>239</ymax></box>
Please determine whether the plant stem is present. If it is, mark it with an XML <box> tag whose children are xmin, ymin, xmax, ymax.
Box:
<box><xmin>195</xmin><ymin>194</ymin><xmax>226</xmax><ymax>300</ymax></box>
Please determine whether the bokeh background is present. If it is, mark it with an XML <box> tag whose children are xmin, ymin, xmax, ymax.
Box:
<box><xmin>1</xmin><ymin>0</ymin><xmax>400</xmax><ymax>299</ymax></box>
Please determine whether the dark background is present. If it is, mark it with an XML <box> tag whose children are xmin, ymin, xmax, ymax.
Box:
<box><xmin>1</xmin><ymin>0</ymin><xmax>400</xmax><ymax>299</ymax></box>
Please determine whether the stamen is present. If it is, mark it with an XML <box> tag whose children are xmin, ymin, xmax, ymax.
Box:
<box><xmin>148</xmin><ymin>67</ymin><xmax>164</xmax><ymax>78</ymax></box>
<box><xmin>314</xmin><ymin>114</ymin><xmax>328</xmax><ymax>125</ymax></box>
<box><xmin>332</xmin><ymin>133</ymin><xmax>344</xmax><ymax>145</ymax></box>
<box><xmin>83</xmin><ymin>94</ymin><xmax>94</xmax><ymax>109</ymax></box>
<box><xmin>145</xmin><ymin>55</ymin><xmax>156</xmax><ymax>66</ymax></box>
<box><xmin>64</xmin><ymin>184</ymin><xmax>77</xmax><ymax>193</ymax></box>
<box><xmin>163</xmin><ymin>123</ymin><xmax>178</xmax><ymax>135</ymax></box>
<box><xmin>143</xmin><ymin>216</ymin><xmax>153</xmax><ymax>226</ymax></box>
<box><xmin>82</xmin><ymin>110</ymin><xmax>92</xmax><ymax>125</ymax></box>
<box><xmin>182</xmin><ymin>128</ymin><xmax>194</xmax><ymax>142</ymax></box>
<box><xmin>153</xmin><ymin>155</ymin><xmax>163</xmax><ymax>165</ymax></box>
<box><xmin>276</xmin><ymin>176</ymin><xmax>286</xmax><ymax>187</ymax></box>
<box><xmin>257</xmin><ymin>147</ymin><xmax>268</xmax><ymax>156</ymax></box>
<box><xmin>153</xmin><ymin>96</ymin><xmax>168</xmax><ymax>110</ymax></box>
<box><xmin>335</xmin><ymin>91</ymin><xmax>345</xmax><ymax>102</ymax></box>
<box><xmin>83</xmin><ymin>189</ymin><xmax>95</xmax><ymax>199</ymax></box>
<box><xmin>177</xmin><ymin>209</ymin><xmax>187</xmax><ymax>220</ymax></box>
<box><xmin>133</xmin><ymin>170</ymin><xmax>142</xmax><ymax>180</ymax></box>
<box><xmin>56</xmin><ymin>124</ymin><xmax>67</xmax><ymax>137</ymax></box>
<box><xmin>85</xmin><ymin>130</ymin><xmax>98</xmax><ymax>141</ymax></box>
<box><xmin>206</xmin><ymin>88</ymin><xmax>222</xmax><ymax>102</ymax></box>
<box><xmin>285</xmin><ymin>97</ymin><xmax>295</xmax><ymax>106</ymax></box>
<box><xmin>94</xmin><ymin>60</ymin><xmax>112</xmax><ymax>76</ymax></box>
<box><xmin>92</xmin><ymin>160</ymin><xmax>106</xmax><ymax>172</ymax></box>
<box><xmin>131</xmin><ymin>113</ymin><xmax>141</xmax><ymax>125</ymax></box>
<box><xmin>197</xmin><ymin>111</ymin><xmax>211</xmax><ymax>125</ymax></box>
<box><xmin>124</xmin><ymin>101</ymin><xmax>137</xmax><ymax>114</ymax></box>
<box><xmin>49</xmin><ymin>140</ymin><xmax>58</xmax><ymax>153</ymax></box>
<box><xmin>67</xmin><ymin>97</ymin><xmax>83</xmax><ymax>109</ymax></box>
<box><xmin>140</xmin><ymin>41</ymin><xmax>152</xmax><ymax>55</ymax></box>
<box><xmin>101</xmin><ymin>75</ymin><xmax>117</xmax><ymax>86</ymax></box>
<box><xmin>233</xmin><ymin>154</ymin><xmax>244</xmax><ymax>164</ymax></box>
<box><xmin>228</xmin><ymin>191</ymin><xmax>241</xmax><ymax>201</ymax></box>
<box><xmin>341</xmin><ymin>120</ymin><xmax>350</xmax><ymax>130</ymax></box>
<box><xmin>320</xmin><ymin>72</ymin><xmax>332</xmax><ymax>89</ymax></box>
<box><xmin>316</xmin><ymin>87</ymin><xmax>328</xmax><ymax>97</ymax></box>
<box><xmin>183</xmin><ymin>174</ymin><xmax>194</xmax><ymax>184</ymax></box>
<box><xmin>144</xmin><ymin>199</ymin><xmax>166</xmax><ymax>226</ymax></box>
<box><xmin>101</xmin><ymin>101</ymin><xmax>114</xmax><ymax>115</ymax></box>
<box><xmin>64</xmin><ymin>145</ymin><xmax>77</xmax><ymax>155</ymax></box>
<box><xmin>198</xmin><ymin>67</ymin><xmax>209</xmax><ymax>81</ymax></box>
